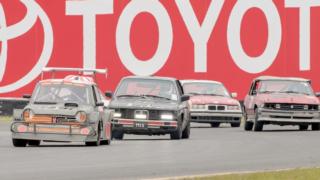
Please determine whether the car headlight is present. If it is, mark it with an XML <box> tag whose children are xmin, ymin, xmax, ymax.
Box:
<box><xmin>304</xmin><ymin>105</ymin><xmax>308</xmax><ymax>110</ymax></box>
<box><xmin>113</xmin><ymin>112</ymin><xmax>122</xmax><ymax>118</ymax></box>
<box><xmin>160</xmin><ymin>114</ymin><xmax>174</xmax><ymax>120</ymax></box>
<box><xmin>275</xmin><ymin>104</ymin><xmax>281</xmax><ymax>109</ymax></box>
<box><xmin>134</xmin><ymin>114</ymin><xmax>147</xmax><ymax>119</ymax></box>
<box><xmin>75</xmin><ymin>111</ymin><xmax>87</xmax><ymax>123</ymax></box>
<box><xmin>192</xmin><ymin>104</ymin><xmax>206</xmax><ymax>109</ymax></box>
<box><xmin>22</xmin><ymin>109</ymin><xmax>34</xmax><ymax>121</ymax></box>
<box><xmin>227</xmin><ymin>105</ymin><xmax>240</xmax><ymax>111</ymax></box>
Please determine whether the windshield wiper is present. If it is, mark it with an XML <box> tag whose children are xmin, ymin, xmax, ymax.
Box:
<box><xmin>143</xmin><ymin>94</ymin><xmax>172</xmax><ymax>100</ymax></box>
<box><xmin>116</xmin><ymin>94</ymin><xmax>141</xmax><ymax>98</ymax></box>
<box><xmin>34</xmin><ymin>101</ymin><xmax>57</xmax><ymax>105</ymax></box>
<box><xmin>279</xmin><ymin>91</ymin><xmax>309</xmax><ymax>95</ymax></box>
<box><xmin>259</xmin><ymin>91</ymin><xmax>277</xmax><ymax>94</ymax></box>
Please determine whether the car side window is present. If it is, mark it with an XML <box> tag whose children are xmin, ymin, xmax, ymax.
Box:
<box><xmin>94</xmin><ymin>86</ymin><xmax>102</xmax><ymax>103</ymax></box>
<box><xmin>250</xmin><ymin>81</ymin><xmax>259</xmax><ymax>96</ymax></box>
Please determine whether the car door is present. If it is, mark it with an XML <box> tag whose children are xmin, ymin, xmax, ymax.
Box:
<box><xmin>176</xmin><ymin>80</ymin><xmax>189</xmax><ymax>128</ymax></box>
<box><xmin>244</xmin><ymin>80</ymin><xmax>259</xmax><ymax>120</ymax></box>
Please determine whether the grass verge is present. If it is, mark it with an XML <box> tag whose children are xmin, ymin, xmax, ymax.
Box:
<box><xmin>178</xmin><ymin>168</ymin><xmax>320</xmax><ymax>180</ymax></box>
<box><xmin>0</xmin><ymin>116</ymin><xmax>12</xmax><ymax>123</ymax></box>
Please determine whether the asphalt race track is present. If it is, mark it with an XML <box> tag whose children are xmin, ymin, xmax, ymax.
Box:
<box><xmin>1</xmin><ymin>121</ymin><xmax>320</xmax><ymax>180</ymax></box>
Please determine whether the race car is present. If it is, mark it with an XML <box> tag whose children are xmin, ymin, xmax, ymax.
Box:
<box><xmin>107</xmin><ymin>76</ymin><xmax>190</xmax><ymax>140</ymax></box>
<box><xmin>181</xmin><ymin>80</ymin><xmax>243</xmax><ymax>127</ymax></box>
<box><xmin>243</xmin><ymin>76</ymin><xmax>320</xmax><ymax>131</ymax></box>
<box><xmin>11</xmin><ymin>67</ymin><xmax>113</xmax><ymax>147</ymax></box>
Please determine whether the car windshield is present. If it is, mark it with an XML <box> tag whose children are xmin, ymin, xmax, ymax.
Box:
<box><xmin>183</xmin><ymin>82</ymin><xmax>230</xmax><ymax>97</ymax></box>
<box><xmin>115</xmin><ymin>78</ymin><xmax>178</xmax><ymax>101</ymax></box>
<box><xmin>257</xmin><ymin>80</ymin><xmax>314</xmax><ymax>95</ymax></box>
<box><xmin>32</xmin><ymin>83</ymin><xmax>91</xmax><ymax>104</ymax></box>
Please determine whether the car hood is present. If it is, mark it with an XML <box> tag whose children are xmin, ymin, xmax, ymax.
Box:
<box><xmin>109</xmin><ymin>98</ymin><xmax>178</xmax><ymax>110</ymax></box>
<box><xmin>189</xmin><ymin>95</ymin><xmax>239</xmax><ymax>105</ymax></box>
<box><xmin>26</xmin><ymin>103</ymin><xmax>94</xmax><ymax>116</ymax></box>
<box><xmin>257</xmin><ymin>93</ymin><xmax>319</xmax><ymax>104</ymax></box>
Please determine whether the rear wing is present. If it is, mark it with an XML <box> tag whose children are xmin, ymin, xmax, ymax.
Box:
<box><xmin>41</xmin><ymin>67</ymin><xmax>108</xmax><ymax>79</ymax></box>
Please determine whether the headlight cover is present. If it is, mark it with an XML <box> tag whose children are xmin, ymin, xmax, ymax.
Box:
<box><xmin>22</xmin><ymin>109</ymin><xmax>34</xmax><ymax>121</ymax></box>
<box><xmin>160</xmin><ymin>114</ymin><xmax>174</xmax><ymax>120</ymax></box>
<box><xmin>227</xmin><ymin>105</ymin><xmax>240</xmax><ymax>111</ymax></box>
<box><xmin>113</xmin><ymin>112</ymin><xmax>122</xmax><ymax>118</ymax></box>
<box><xmin>75</xmin><ymin>111</ymin><xmax>87</xmax><ymax>123</ymax></box>
<box><xmin>192</xmin><ymin>104</ymin><xmax>206</xmax><ymax>109</ymax></box>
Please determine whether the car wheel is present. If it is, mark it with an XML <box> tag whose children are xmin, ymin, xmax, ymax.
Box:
<box><xmin>244</xmin><ymin>113</ymin><xmax>253</xmax><ymax>131</ymax></box>
<box><xmin>112</xmin><ymin>130</ymin><xmax>124</xmax><ymax>140</ymax></box>
<box><xmin>299</xmin><ymin>125</ymin><xmax>309</xmax><ymax>131</ymax></box>
<box><xmin>182</xmin><ymin>121</ymin><xmax>190</xmax><ymax>139</ymax></box>
<box><xmin>86</xmin><ymin>127</ymin><xmax>101</xmax><ymax>146</ymax></box>
<box><xmin>210</xmin><ymin>122</ymin><xmax>220</xmax><ymax>128</ymax></box>
<box><xmin>12</xmin><ymin>139</ymin><xmax>27</xmax><ymax>147</ymax></box>
<box><xmin>171</xmin><ymin>122</ymin><xmax>182</xmax><ymax>140</ymax></box>
<box><xmin>231</xmin><ymin>122</ymin><xmax>240</xmax><ymax>127</ymax></box>
<box><xmin>311</xmin><ymin>123</ymin><xmax>320</xmax><ymax>131</ymax></box>
<box><xmin>28</xmin><ymin>140</ymin><xmax>41</xmax><ymax>146</ymax></box>
<box><xmin>253</xmin><ymin>109</ymin><xmax>263</xmax><ymax>132</ymax></box>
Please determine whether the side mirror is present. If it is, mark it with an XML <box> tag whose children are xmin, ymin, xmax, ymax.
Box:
<box><xmin>181</xmin><ymin>95</ymin><xmax>190</xmax><ymax>102</ymax></box>
<box><xmin>96</xmin><ymin>102</ymin><xmax>104</xmax><ymax>107</ymax></box>
<box><xmin>105</xmin><ymin>91</ymin><xmax>113</xmax><ymax>98</ymax></box>
<box><xmin>231</xmin><ymin>92</ymin><xmax>238</xmax><ymax>98</ymax></box>
<box><xmin>23</xmin><ymin>94</ymin><xmax>31</xmax><ymax>99</ymax></box>
<box><xmin>315</xmin><ymin>92</ymin><xmax>320</xmax><ymax>97</ymax></box>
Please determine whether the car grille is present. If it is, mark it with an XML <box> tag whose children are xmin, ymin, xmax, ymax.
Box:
<box><xmin>208</xmin><ymin>105</ymin><xmax>225</xmax><ymax>111</ymax></box>
<box><xmin>264</xmin><ymin>103</ymin><xmax>318</xmax><ymax>111</ymax></box>
<box><xmin>118</xmin><ymin>109</ymin><xmax>171</xmax><ymax>120</ymax></box>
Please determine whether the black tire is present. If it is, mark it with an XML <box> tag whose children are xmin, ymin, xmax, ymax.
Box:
<box><xmin>28</xmin><ymin>140</ymin><xmax>41</xmax><ymax>146</ymax></box>
<box><xmin>86</xmin><ymin>125</ymin><xmax>101</xmax><ymax>146</ymax></box>
<box><xmin>311</xmin><ymin>123</ymin><xmax>320</xmax><ymax>131</ymax></box>
<box><xmin>244</xmin><ymin>112</ymin><xmax>253</xmax><ymax>131</ymax></box>
<box><xmin>12</xmin><ymin>139</ymin><xmax>27</xmax><ymax>147</ymax></box>
<box><xmin>100</xmin><ymin>139</ymin><xmax>111</xmax><ymax>145</ymax></box>
<box><xmin>182</xmin><ymin>121</ymin><xmax>190</xmax><ymax>139</ymax></box>
<box><xmin>253</xmin><ymin>109</ymin><xmax>263</xmax><ymax>132</ymax></box>
<box><xmin>299</xmin><ymin>125</ymin><xmax>309</xmax><ymax>131</ymax></box>
<box><xmin>112</xmin><ymin>130</ymin><xmax>124</xmax><ymax>140</ymax></box>
<box><xmin>171</xmin><ymin>122</ymin><xmax>182</xmax><ymax>140</ymax></box>
<box><xmin>210</xmin><ymin>122</ymin><xmax>220</xmax><ymax>128</ymax></box>
<box><xmin>231</xmin><ymin>122</ymin><xmax>241</xmax><ymax>128</ymax></box>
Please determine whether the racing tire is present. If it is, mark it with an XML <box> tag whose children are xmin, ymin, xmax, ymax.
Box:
<box><xmin>101</xmin><ymin>139</ymin><xmax>111</xmax><ymax>145</ymax></box>
<box><xmin>231</xmin><ymin>122</ymin><xmax>241</xmax><ymax>128</ymax></box>
<box><xmin>210</xmin><ymin>122</ymin><xmax>220</xmax><ymax>128</ymax></box>
<box><xmin>253</xmin><ymin>109</ymin><xmax>263</xmax><ymax>132</ymax></box>
<box><xmin>28</xmin><ymin>140</ymin><xmax>41</xmax><ymax>146</ymax></box>
<box><xmin>244</xmin><ymin>112</ymin><xmax>253</xmax><ymax>131</ymax></box>
<box><xmin>171</xmin><ymin>124</ymin><xmax>182</xmax><ymax>140</ymax></box>
<box><xmin>311</xmin><ymin>123</ymin><xmax>320</xmax><ymax>131</ymax></box>
<box><xmin>12</xmin><ymin>139</ymin><xmax>27</xmax><ymax>147</ymax></box>
<box><xmin>85</xmin><ymin>128</ymin><xmax>101</xmax><ymax>146</ymax></box>
<box><xmin>112</xmin><ymin>130</ymin><xmax>124</xmax><ymax>140</ymax></box>
<box><xmin>299</xmin><ymin>125</ymin><xmax>308</xmax><ymax>131</ymax></box>
<box><xmin>182</xmin><ymin>121</ymin><xmax>190</xmax><ymax>139</ymax></box>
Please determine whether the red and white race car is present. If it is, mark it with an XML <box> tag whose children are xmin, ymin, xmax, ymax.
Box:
<box><xmin>243</xmin><ymin>76</ymin><xmax>320</xmax><ymax>131</ymax></box>
<box><xmin>181</xmin><ymin>80</ymin><xmax>243</xmax><ymax>127</ymax></box>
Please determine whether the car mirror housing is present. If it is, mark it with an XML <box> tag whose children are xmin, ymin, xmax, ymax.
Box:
<box><xmin>105</xmin><ymin>91</ymin><xmax>113</xmax><ymax>98</ymax></box>
<box><xmin>181</xmin><ymin>95</ymin><xmax>190</xmax><ymax>102</ymax></box>
<box><xmin>23</xmin><ymin>94</ymin><xmax>31</xmax><ymax>99</ymax></box>
<box><xmin>231</xmin><ymin>92</ymin><xmax>238</xmax><ymax>98</ymax></box>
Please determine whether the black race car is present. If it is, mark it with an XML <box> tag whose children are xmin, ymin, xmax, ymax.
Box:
<box><xmin>106</xmin><ymin>76</ymin><xmax>190</xmax><ymax>140</ymax></box>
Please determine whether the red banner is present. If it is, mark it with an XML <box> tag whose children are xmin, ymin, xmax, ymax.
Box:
<box><xmin>0</xmin><ymin>0</ymin><xmax>320</xmax><ymax>99</ymax></box>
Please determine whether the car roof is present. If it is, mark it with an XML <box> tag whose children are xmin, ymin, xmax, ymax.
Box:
<box><xmin>180</xmin><ymin>80</ymin><xmax>223</xmax><ymax>85</ymax></box>
<box><xmin>254</xmin><ymin>76</ymin><xmax>310</xmax><ymax>82</ymax></box>
<box><xmin>122</xmin><ymin>76</ymin><xmax>177</xmax><ymax>82</ymax></box>
<box><xmin>39</xmin><ymin>75</ymin><xmax>96</xmax><ymax>86</ymax></box>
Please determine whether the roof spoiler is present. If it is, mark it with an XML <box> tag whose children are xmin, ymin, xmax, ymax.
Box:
<box><xmin>41</xmin><ymin>67</ymin><xmax>108</xmax><ymax>80</ymax></box>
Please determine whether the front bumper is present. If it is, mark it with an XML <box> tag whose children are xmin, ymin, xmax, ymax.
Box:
<box><xmin>257</xmin><ymin>108</ymin><xmax>320</xmax><ymax>123</ymax></box>
<box><xmin>190</xmin><ymin>111</ymin><xmax>243</xmax><ymax>123</ymax></box>
<box><xmin>112</xmin><ymin>118</ymin><xmax>178</xmax><ymax>134</ymax></box>
<box><xmin>11</xmin><ymin>122</ymin><xmax>98</xmax><ymax>142</ymax></box>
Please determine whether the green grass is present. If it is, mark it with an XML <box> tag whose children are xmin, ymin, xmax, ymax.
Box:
<box><xmin>0</xmin><ymin>116</ymin><xmax>12</xmax><ymax>122</ymax></box>
<box><xmin>180</xmin><ymin>168</ymin><xmax>320</xmax><ymax>180</ymax></box>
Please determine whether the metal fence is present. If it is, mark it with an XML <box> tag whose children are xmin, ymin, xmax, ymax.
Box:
<box><xmin>0</xmin><ymin>98</ymin><xmax>29</xmax><ymax>116</ymax></box>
